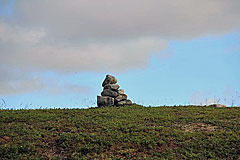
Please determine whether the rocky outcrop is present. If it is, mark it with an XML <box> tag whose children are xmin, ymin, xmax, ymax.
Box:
<box><xmin>210</xmin><ymin>104</ymin><xmax>227</xmax><ymax>108</ymax></box>
<box><xmin>97</xmin><ymin>75</ymin><xmax>132</xmax><ymax>107</ymax></box>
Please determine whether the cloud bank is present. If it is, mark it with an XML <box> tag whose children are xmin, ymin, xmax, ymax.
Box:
<box><xmin>13</xmin><ymin>0</ymin><xmax>240</xmax><ymax>39</ymax></box>
<box><xmin>1</xmin><ymin>0</ymin><xmax>240</xmax><ymax>95</ymax></box>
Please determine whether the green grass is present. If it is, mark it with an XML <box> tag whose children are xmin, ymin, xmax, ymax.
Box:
<box><xmin>0</xmin><ymin>105</ymin><xmax>239</xmax><ymax>160</ymax></box>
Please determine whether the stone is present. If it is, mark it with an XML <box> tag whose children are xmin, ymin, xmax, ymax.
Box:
<box><xmin>211</xmin><ymin>104</ymin><xmax>227</xmax><ymax>108</ymax></box>
<box><xmin>125</xmin><ymin>99</ymin><xmax>132</xmax><ymax>105</ymax></box>
<box><xmin>97</xmin><ymin>96</ymin><xmax>114</xmax><ymax>107</ymax></box>
<box><xmin>2</xmin><ymin>136</ymin><xmax>10</xmax><ymax>141</ymax></box>
<box><xmin>0</xmin><ymin>136</ymin><xmax>10</xmax><ymax>144</ymax></box>
<box><xmin>102</xmin><ymin>75</ymin><xmax>117</xmax><ymax>87</ymax></box>
<box><xmin>101</xmin><ymin>89</ymin><xmax>118</xmax><ymax>98</ymax></box>
<box><xmin>115</xmin><ymin>94</ymin><xmax>127</xmax><ymax>102</ymax></box>
<box><xmin>117</xmin><ymin>99</ymin><xmax>132</xmax><ymax>106</ymax></box>
<box><xmin>0</xmin><ymin>138</ymin><xmax>7</xmax><ymax>143</ymax></box>
<box><xmin>118</xmin><ymin>89</ymin><xmax>125</xmax><ymax>94</ymax></box>
<box><xmin>104</xmin><ymin>84</ymin><xmax>120</xmax><ymax>91</ymax></box>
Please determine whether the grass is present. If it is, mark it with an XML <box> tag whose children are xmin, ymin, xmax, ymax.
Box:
<box><xmin>0</xmin><ymin>104</ymin><xmax>239</xmax><ymax>160</ymax></box>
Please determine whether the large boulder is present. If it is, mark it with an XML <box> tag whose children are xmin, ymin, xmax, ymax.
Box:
<box><xmin>97</xmin><ymin>96</ymin><xmax>114</xmax><ymax>107</ymax></box>
<box><xmin>101</xmin><ymin>89</ymin><xmax>118</xmax><ymax>98</ymax></box>
<box><xmin>117</xmin><ymin>99</ymin><xmax>132</xmax><ymax>106</ymax></box>
<box><xmin>115</xmin><ymin>94</ymin><xmax>127</xmax><ymax>102</ymax></box>
<box><xmin>104</xmin><ymin>84</ymin><xmax>120</xmax><ymax>91</ymax></box>
<box><xmin>102</xmin><ymin>75</ymin><xmax>117</xmax><ymax>87</ymax></box>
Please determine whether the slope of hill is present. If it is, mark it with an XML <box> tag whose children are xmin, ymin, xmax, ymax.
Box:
<box><xmin>0</xmin><ymin>105</ymin><xmax>239</xmax><ymax>159</ymax></box>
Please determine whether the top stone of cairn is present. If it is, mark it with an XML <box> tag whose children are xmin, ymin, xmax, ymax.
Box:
<box><xmin>102</xmin><ymin>75</ymin><xmax>118</xmax><ymax>87</ymax></box>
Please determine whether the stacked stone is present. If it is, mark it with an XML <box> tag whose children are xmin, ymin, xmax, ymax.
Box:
<box><xmin>97</xmin><ymin>75</ymin><xmax>132</xmax><ymax>107</ymax></box>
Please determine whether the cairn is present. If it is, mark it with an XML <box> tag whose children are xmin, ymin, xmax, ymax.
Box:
<box><xmin>97</xmin><ymin>75</ymin><xmax>132</xmax><ymax>107</ymax></box>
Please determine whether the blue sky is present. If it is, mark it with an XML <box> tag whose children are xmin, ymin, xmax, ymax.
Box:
<box><xmin>0</xmin><ymin>0</ymin><xmax>240</xmax><ymax>108</ymax></box>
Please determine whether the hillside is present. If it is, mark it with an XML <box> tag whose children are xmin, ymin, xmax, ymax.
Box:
<box><xmin>0</xmin><ymin>105</ymin><xmax>239</xmax><ymax>160</ymax></box>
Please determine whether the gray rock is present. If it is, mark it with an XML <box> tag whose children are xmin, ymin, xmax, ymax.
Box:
<box><xmin>118</xmin><ymin>89</ymin><xmax>125</xmax><ymax>95</ymax></box>
<box><xmin>211</xmin><ymin>104</ymin><xmax>227</xmax><ymax>108</ymax></box>
<box><xmin>117</xmin><ymin>99</ymin><xmax>132</xmax><ymax>106</ymax></box>
<box><xmin>97</xmin><ymin>96</ymin><xmax>114</xmax><ymax>107</ymax></box>
<box><xmin>125</xmin><ymin>99</ymin><xmax>132</xmax><ymax>105</ymax></box>
<box><xmin>102</xmin><ymin>75</ymin><xmax>117</xmax><ymax>87</ymax></box>
<box><xmin>115</xmin><ymin>94</ymin><xmax>127</xmax><ymax>102</ymax></box>
<box><xmin>101</xmin><ymin>89</ymin><xmax>118</xmax><ymax>98</ymax></box>
<box><xmin>104</xmin><ymin>84</ymin><xmax>120</xmax><ymax>91</ymax></box>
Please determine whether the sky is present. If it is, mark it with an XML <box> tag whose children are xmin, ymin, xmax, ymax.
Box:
<box><xmin>0</xmin><ymin>0</ymin><xmax>240</xmax><ymax>109</ymax></box>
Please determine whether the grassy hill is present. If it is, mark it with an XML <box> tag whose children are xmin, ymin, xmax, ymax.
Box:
<box><xmin>0</xmin><ymin>105</ymin><xmax>239</xmax><ymax>160</ymax></box>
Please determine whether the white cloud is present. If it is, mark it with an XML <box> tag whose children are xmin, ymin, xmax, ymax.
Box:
<box><xmin>0</xmin><ymin>68</ymin><xmax>44</xmax><ymax>95</ymax></box>
<box><xmin>0</xmin><ymin>67</ymin><xmax>90</xmax><ymax>96</ymax></box>
<box><xmin>45</xmin><ymin>83</ymin><xmax>90</xmax><ymax>96</ymax></box>
<box><xmin>0</xmin><ymin>22</ymin><xmax>46</xmax><ymax>45</ymax></box>
<box><xmin>0</xmin><ymin>23</ymin><xmax>168</xmax><ymax>72</ymax></box>
<box><xmin>13</xmin><ymin>0</ymin><xmax>240</xmax><ymax>39</ymax></box>
<box><xmin>1</xmin><ymin>0</ymin><xmax>240</xmax><ymax>95</ymax></box>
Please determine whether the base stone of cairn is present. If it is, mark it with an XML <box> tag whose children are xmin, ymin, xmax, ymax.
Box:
<box><xmin>97</xmin><ymin>75</ymin><xmax>132</xmax><ymax>107</ymax></box>
<box><xmin>97</xmin><ymin>96</ymin><xmax>114</xmax><ymax>107</ymax></box>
